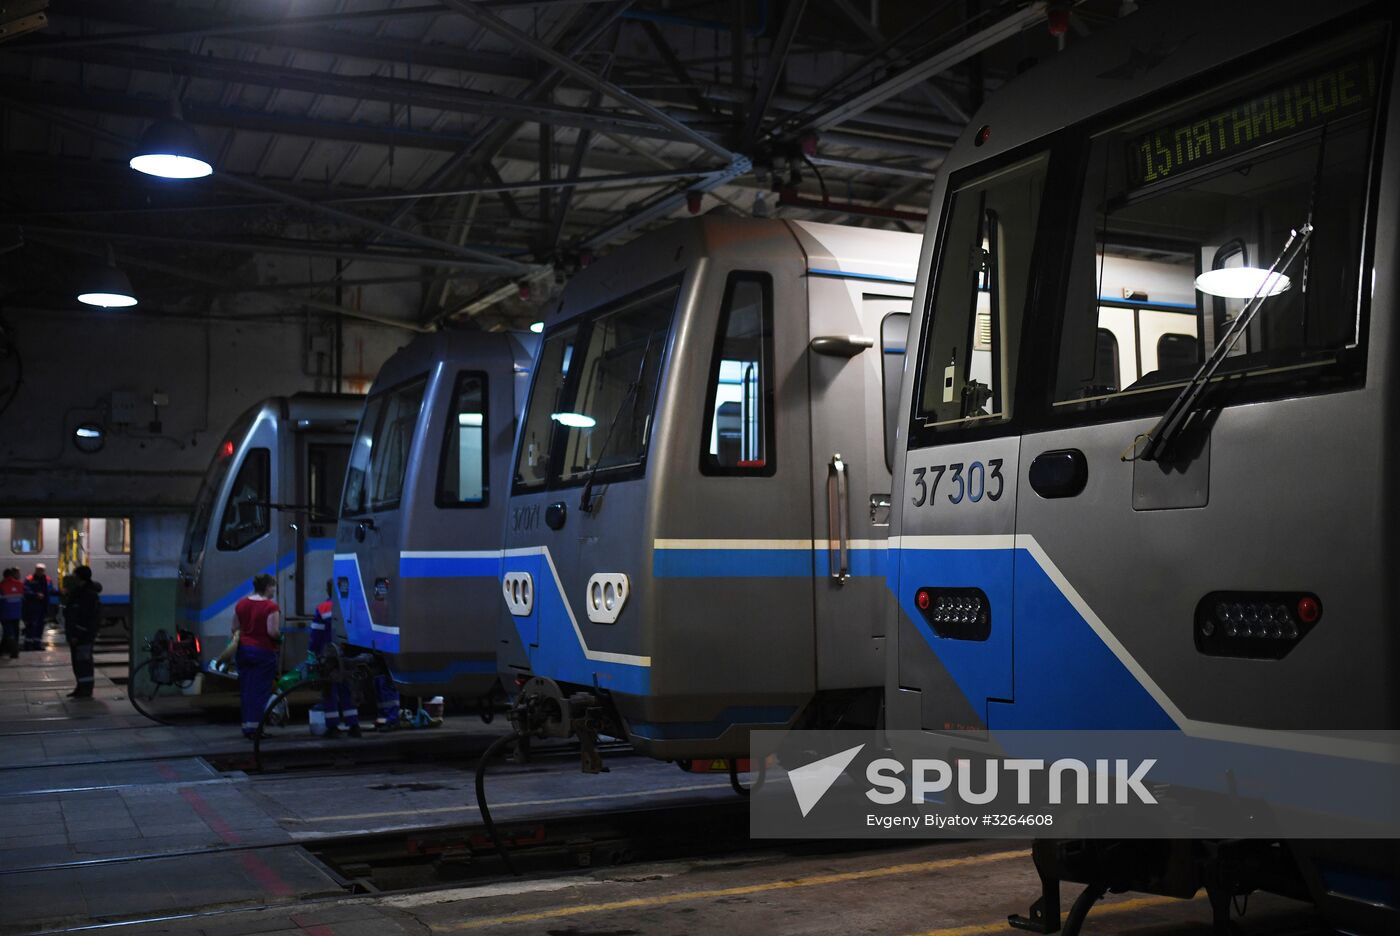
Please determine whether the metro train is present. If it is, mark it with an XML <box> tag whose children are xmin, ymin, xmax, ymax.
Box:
<box><xmin>500</xmin><ymin>215</ymin><xmax>920</xmax><ymax>764</ymax></box>
<box><xmin>886</xmin><ymin>1</ymin><xmax>1398</xmax><ymax>932</ymax></box>
<box><xmin>177</xmin><ymin>393</ymin><xmax>362</xmax><ymax>686</ymax></box>
<box><xmin>332</xmin><ymin>329</ymin><xmax>536</xmax><ymax>700</ymax></box>
<box><xmin>0</xmin><ymin>517</ymin><xmax>131</xmax><ymax>628</ymax></box>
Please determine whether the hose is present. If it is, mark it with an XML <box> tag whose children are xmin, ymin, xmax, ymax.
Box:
<box><xmin>251</xmin><ymin>681</ymin><xmax>300</xmax><ymax>773</ymax></box>
<box><xmin>126</xmin><ymin>658</ymin><xmax>174</xmax><ymax>726</ymax></box>
<box><xmin>729</xmin><ymin>755</ymin><xmax>767</xmax><ymax>797</ymax></box>
<box><xmin>475</xmin><ymin>730</ymin><xmax>521</xmax><ymax>876</ymax></box>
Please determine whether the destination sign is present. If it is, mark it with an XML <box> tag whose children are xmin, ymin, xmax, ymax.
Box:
<box><xmin>1126</xmin><ymin>49</ymin><xmax>1379</xmax><ymax>188</ymax></box>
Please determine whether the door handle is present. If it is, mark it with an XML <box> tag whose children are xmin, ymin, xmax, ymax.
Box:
<box><xmin>827</xmin><ymin>453</ymin><xmax>850</xmax><ymax>585</ymax></box>
<box><xmin>1028</xmin><ymin>449</ymin><xmax>1088</xmax><ymax>498</ymax></box>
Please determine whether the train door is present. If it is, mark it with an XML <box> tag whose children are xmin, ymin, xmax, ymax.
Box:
<box><xmin>807</xmin><ymin>282</ymin><xmax>911</xmax><ymax>691</ymax></box>
<box><xmin>217</xmin><ymin>436</ymin><xmax>277</xmax><ymax>628</ymax></box>
<box><xmin>898</xmin><ymin>152</ymin><xmax>1050</xmax><ymax>731</ymax></box>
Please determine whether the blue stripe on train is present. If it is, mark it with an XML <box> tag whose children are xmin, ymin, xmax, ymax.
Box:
<box><xmin>184</xmin><ymin>542</ymin><xmax>335</xmax><ymax>625</ymax></box>
<box><xmin>652</xmin><ymin>547</ymin><xmax>887</xmax><ymax>578</ymax></box>
<box><xmin>627</xmin><ymin>705</ymin><xmax>799</xmax><ymax>741</ymax></box>
<box><xmin>389</xmin><ymin>658</ymin><xmax>497</xmax><ymax>685</ymax></box>
<box><xmin>398</xmin><ymin>554</ymin><xmax>500</xmax><ymax>578</ymax></box>
<box><xmin>891</xmin><ymin>544</ymin><xmax>1175</xmax><ymax>730</ymax></box>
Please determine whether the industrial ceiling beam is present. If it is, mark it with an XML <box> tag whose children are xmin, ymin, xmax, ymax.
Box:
<box><xmin>442</xmin><ymin>0</ymin><xmax>738</xmax><ymax>163</ymax></box>
<box><xmin>741</xmin><ymin>0</ymin><xmax>808</xmax><ymax>149</ymax></box>
<box><xmin>800</xmin><ymin>2</ymin><xmax>1046</xmax><ymax>133</ymax></box>
<box><xmin>825</xmin><ymin>0</ymin><xmax>970</xmax><ymax>122</ymax></box>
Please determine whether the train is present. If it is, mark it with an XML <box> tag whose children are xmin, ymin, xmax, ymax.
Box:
<box><xmin>177</xmin><ymin>393</ymin><xmax>362</xmax><ymax>687</ymax></box>
<box><xmin>885</xmin><ymin>0</ymin><xmax>1398</xmax><ymax>932</ymax></box>
<box><xmin>499</xmin><ymin>215</ymin><xmax>920</xmax><ymax>764</ymax></box>
<box><xmin>332</xmin><ymin>329</ymin><xmax>536</xmax><ymax>701</ymax></box>
<box><xmin>0</xmin><ymin>517</ymin><xmax>131</xmax><ymax>630</ymax></box>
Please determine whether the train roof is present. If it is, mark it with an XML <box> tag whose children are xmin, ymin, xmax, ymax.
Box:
<box><xmin>787</xmin><ymin>220</ymin><xmax>921</xmax><ymax>285</ymax></box>
<box><xmin>281</xmin><ymin>393</ymin><xmax>364</xmax><ymax>426</ymax></box>
<box><xmin>938</xmin><ymin>0</ymin><xmax>1376</xmax><ymax>181</ymax></box>
<box><xmin>367</xmin><ymin>328</ymin><xmax>536</xmax><ymax>394</ymax></box>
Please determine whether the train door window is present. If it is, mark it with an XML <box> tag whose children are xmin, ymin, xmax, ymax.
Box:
<box><xmin>514</xmin><ymin>327</ymin><xmax>577</xmax><ymax>491</ymax></box>
<box><xmin>558</xmin><ymin>283</ymin><xmax>678</xmax><ymax>484</ymax></box>
<box><xmin>103</xmin><ymin>518</ymin><xmax>130</xmax><ymax>555</ymax></box>
<box><xmin>368</xmin><ymin>380</ymin><xmax>425</xmax><ymax>511</ymax></box>
<box><xmin>1053</xmin><ymin>29</ymin><xmax>1383</xmax><ymax>405</ymax></box>
<box><xmin>438</xmin><ymin>371</ymin><xmax>489</xmax><ymax>506</ymax></box>
<box><xmin>218</xmin><ymin>448</ymin><xmax>270</xmax><ymax>551</ymax></box>
<box><xmin>10</xmin><ymin>519</ymin><xmax>41</xmax><ymax>554</ymax></box>
<box><xmin>307</xmin><ymin>444</ymin><xmax>349</xmax><ymax>522</ymax></box>
<box><xmin>881</xmin><ymin>312</ymin><xmax>910</xmax><ymax>472</ymax></box>
<box><xmin>702</xmin><ymin>273</ymin><xmax>774</xmax><ymax>475</ymax></box>
<box><xmin>916</xmin><ymin>152</ymin><xmax>1049</xmax><ymax>428</ymax></box>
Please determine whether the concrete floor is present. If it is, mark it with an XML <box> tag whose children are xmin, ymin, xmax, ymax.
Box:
<box><xmin>0</xmin><ymin>626</ymin><xmax>1328</xmax><ymax>936</ymax></box>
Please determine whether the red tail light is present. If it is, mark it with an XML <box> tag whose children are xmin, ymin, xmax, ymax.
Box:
<box><xmin>221</xmin><ymin>440</ymin><xmax>235</xmax><ymax>458</ymax></box>
<box><xmin>915</xmin><ymin>588</ymin><xmax>932</xmax><ymax>611</ymax></box>
<box><xmin>1296</xmin><ymin>596</ymin><xmax>1321</xmax><ymax>624</ymax></box>
<box><xmin>194</xmin><ymin>636</ymin><xmax>201</xmax><ymax>654</ymax></box>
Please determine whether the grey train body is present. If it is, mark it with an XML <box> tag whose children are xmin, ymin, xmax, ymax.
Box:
<box><xmin>334</xmin><ymin>330</ymin><xmax>535</xmax><ymax>699</ymax></box>
<box><xmin>178</xmin><ymin>394</ymin><xmax>361</xmax><ymax>689</ymax></box>
<box><xmin>887</xmin><ymin>1</ymin><xmax>1398</xmax><ymax>930</ymax></box>
<box><xmin>500</xmin><ymin>215</ymin><xmax>919</xmax><ymax>761</ymax></box>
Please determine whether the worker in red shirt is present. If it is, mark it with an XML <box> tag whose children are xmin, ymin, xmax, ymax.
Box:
<box><xmin>23</xmin><ymin>563</ymin><xmax>57</xmax><ymax>650</ymax></box>
<box><xmin>1</xmin><ymin>567</ymin><xmax>23</xmax><ymax>659</ymax></box>
<box><xmin>232</xmin><ymin>573</ymin><xmax>281</xmax><ymax>738</ymax></box>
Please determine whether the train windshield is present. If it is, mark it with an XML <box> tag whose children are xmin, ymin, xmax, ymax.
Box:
<box><xmin>184</xmin><ymin>408</ymin><xmax>256</xmax><ymax>565</ymax></box>
<box><xmin>342</xmin><ymin>378</ymin><xmax>427</xmax><ymax>515</ymax></box>
<box><xmin>515</xmin><ymin>282</ymin><xmax>678</xmax><ymax>490</ymax></box>
<box><xmin>1054</xmin><ymin>29</ymin><xmax>1383</xmax><ymax>403</ymax></box>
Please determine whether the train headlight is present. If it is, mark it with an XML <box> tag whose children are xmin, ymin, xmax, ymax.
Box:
<box><xmin>584</xmin><ymin>573</ymin><xmax>629</xmax><ymax>624</ymax></box>
<box><xmin>1195</xmin><ymin>591</ymin><xmax>1320</xmax><ymax>659</ymax></box>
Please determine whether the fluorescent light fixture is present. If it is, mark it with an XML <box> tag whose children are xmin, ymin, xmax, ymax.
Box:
<box><xmin>529</xmin><ymin>321</ymin><xmax>545</xmax><ymax>333</ymax></box>
<box><xmin>1195</xmin><ymin>267</ymin><xmax>1291</xmax><ymax>299</ymax></box>
<box><xmin>73</xmin><ymin>423</ymin><xmax>106</xmax><ymax>453</ymax></box>
<box><xmin>551</xmin><ymin>412</ymin><xmax>597</xmax><ymax>429</ymax></box>
<box><xmin>75</xmin><ymin>426</ymin><xmax>102</xmax><ymax>439</ymax></box>
<box><xmin>77</xmin><ymin>292</ymin><xmax>138</xmax><ymax>308</ymax></box>
<box><xmin>130</xmin><ymin>117</ymin><xmax>213</xmax><ymax>179</ymax></box>
<box><xmin>458</xmin><ymin>413</ymin><xmax>484</xmax><ymax>427</ymax></box>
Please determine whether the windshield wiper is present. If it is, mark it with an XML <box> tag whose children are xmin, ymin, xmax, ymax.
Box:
<box><xmin>1127</xmin><ymin>222</ymin><xmax>1313</xmax><ymax>463</ymax></box>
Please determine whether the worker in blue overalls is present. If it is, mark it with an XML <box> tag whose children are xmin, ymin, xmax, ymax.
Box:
<box><xmin>310</xmin><ymin>580</ymin><xmax>360</xmax><ymax>738</ymax></box>
<box><xmin>1</xmin><ymin>567</ymin><xmax>23</xmax><ymax>658</ymax></box>
<box><xmin>22</xmin><ymin>563</ymin><xmax>58</xmax><ymax>651</ymax></box>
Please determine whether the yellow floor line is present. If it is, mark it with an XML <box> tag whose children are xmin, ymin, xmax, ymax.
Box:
<box><xmin>906</xmin><ymin>894</ymin><xmax>1189</xmax><ymax>936</ymax></box>
<box><xmin>438</xmin><ymin>849</ymin><xmax>1029</xmax><ymax>931</ymax></box>
<box><xmin>282</xmin><ymin>781</ymin><xmax>732</xmax><ymax>823</ymax></box>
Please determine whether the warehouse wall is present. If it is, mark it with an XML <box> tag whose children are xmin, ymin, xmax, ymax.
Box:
<box><xmin>0</xmin><ymin>306</ymin><xmax>410</xmax><ymax>511</ymax></box>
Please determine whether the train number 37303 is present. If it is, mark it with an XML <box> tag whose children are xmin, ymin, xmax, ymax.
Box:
<box><xmin>910</xmin><ymin>459</ymin><xmax>1004</xmax><ymax>507</ymax></box>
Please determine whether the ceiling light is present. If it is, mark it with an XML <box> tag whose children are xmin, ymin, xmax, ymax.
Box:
<box><xmin>77</xmin><ymin>248</ymin><xmax>137</xmax><ymax>308</ymax></box>
<box><xmin>529</xmin><ymin>321</ymin><xmax>545</xmax><ymax>334</ymax></box>
<box><xmin>130</xmin><ymin>110</ymin><xmax>212</xmax><ymax>180</ymax></box>
<box><xmin>551</xmin><ymin>412</ymin><xmax>596</xmax><ymax>429</ymax></box>
<box><xmin>1195</xmin><ymin>268</ymin><xmax>1292</xmax><ymax>299</ymax></box>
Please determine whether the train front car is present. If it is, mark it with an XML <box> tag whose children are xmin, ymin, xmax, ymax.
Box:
<box><xmin>887</xmin><ymin>1</ymin><xmax>1398</xmax><ymax>931</ymax></box>
<box><xmin>179</xmin><ymin>394</ymin><xmax>360</xmax><ymax>686</ymax></box>
<box><xmin>501</xmin><ymin>215</ymin><xmax>919</xmax><ymax>765</ymax></box>
<box><xmin>334</xmin><ymin>330</ymin><xmax>534</xmax><ymax>702</ymax></box>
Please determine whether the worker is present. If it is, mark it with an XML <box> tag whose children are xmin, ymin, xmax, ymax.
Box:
<box><xmin>309</xmin><ymin>580</ymin><xmax>360</xmax><ymax>738</ymax></box>
<box><xmin>63</xmin><ymin>565</ymin><xmax>102</xmax><ymax>698</ymax></box>
<box><xmin>232</xmin><ymin>573</ymin><xmax>281</xmax><ymax>739</ymax></box>
<box><xmin>22</xmin><ymin>563</ymin><xmax>57</xmax><ymax>650</ymax></box>
<box><xmin>1</xmin><ymin>567</ymin><xmax>23</xmax><ymax>659</ymax></box>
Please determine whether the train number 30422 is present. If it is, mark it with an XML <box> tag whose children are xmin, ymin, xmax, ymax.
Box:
<box><xmin>910</xmin><ymin>459</ymin><xmax>1004</xmax><ymax>507</ymax></box>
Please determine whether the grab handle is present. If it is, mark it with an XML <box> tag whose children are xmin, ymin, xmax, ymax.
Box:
<box><xmin>827</xmin><ymin>453</ymin><xmax>850</xmax><ymax>585</ymax></box>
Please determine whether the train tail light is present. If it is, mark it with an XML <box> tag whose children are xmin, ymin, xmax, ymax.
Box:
<box><xmin>1196</xmin><ymin>592</ymin><xmax>1320</xmax><ymax>659</ymax></box>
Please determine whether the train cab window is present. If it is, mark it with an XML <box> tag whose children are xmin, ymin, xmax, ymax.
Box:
<box><xmin>103</xmin><ymin>518</ymin><xmax>130</xmax><ymax>555</ymax></box>
<box><xmin>557</xmin><ymin>283</ymin><xmax>677</xmax><ymax>484</ymax></box>
<box><xmin>217</xmin><ymin>448</ymin><xmax>270</xmax><ymax>551</ymax></box>
<box><xmin>515</xmin><ymin>328</ymin><xmax>577</xmax><ymax>490</ymax></box>
<box><xmin>702</xmin><ymin>273</ymin><xmax>774</xmax><ymax>475</ymax></box>
<box><xmin>1054</xmin><ymin>30</ymin><xmax>1383</xmax><ymax>405</ymax></box>
<box><xmin>306</xmin><ymin>444</ymin><xmax>348</xmax><ymax>522</ymax></box>
<box><xmin>917</xmin><ymin>152</ymin><xmax>1048</xmax><ymax>428</ymax></box>
<box><xmin>438</xmin><ymin>372</ymin><xmax>489</xmax><ymax>507</ymax></box>
<box><xmin>10</xmin><ymin>519</ymin><xmax>41</xmax><ymax>554</ymax></box>
<box><xmin>881</xmin><ymin>312</ymin><xmax>910</xmax><ymax>472</ymax></box>
<box><xmin>342</xmin><ymin>379</ymin><xmax>426</xmax><ymax>514</ymax></box>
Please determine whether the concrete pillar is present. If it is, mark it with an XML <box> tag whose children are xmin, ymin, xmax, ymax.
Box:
<box><xmin>130</xmin><ymin>513</ymin><xmax>187</xmax><ymax>696</ymax></box>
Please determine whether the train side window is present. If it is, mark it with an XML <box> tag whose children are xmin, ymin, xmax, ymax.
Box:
<box><xmin>514</xmin><ymin>328</ymin><xmax>577</xmax><ymax>491</ymax></box>
<box><xmin>10</xmin><ymin>519</ymin><xmax>41</xmax><ymax>554</ymax></box>
<box><xmin>343</xmin><ymin>379</ymin><xmax>426</xmax><ymax>513</ymax></box>
<box><xmin>1054</xmin><ymin>30</ymin><xmax>1382</xmax><ymax>405</ymax></box>
<box><xmin>916</xmin><ymin>152</ymin><xmax>1048</xmax><ymax>428</ymax></box>
<box><xmin>103</xmin><ymin>518</ymin><xmax>130</xmax><ymax>555</ymax></box>
<box><xmin>218</xmin><ymin>448</ymin><xmax>270</xmax><ymax>551</ymax></box>
<box><xmin>881</xmin><ymin>312</ymin><xmax>910</xmax><ymax>472</ymax></box>
<box><xmin>307</xmin><ymin>444</ymin><xmax>348</xmax><ymax>523</ymax></box>
<box><xmin>438</xmin><ymin>371</ymin><xmax>489</xmax><ymax>507</ymax></box>
<box><xmin>702</xmin><ymin>273</ymin><xmax>774</xmax><ymax>476</ymax></box>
